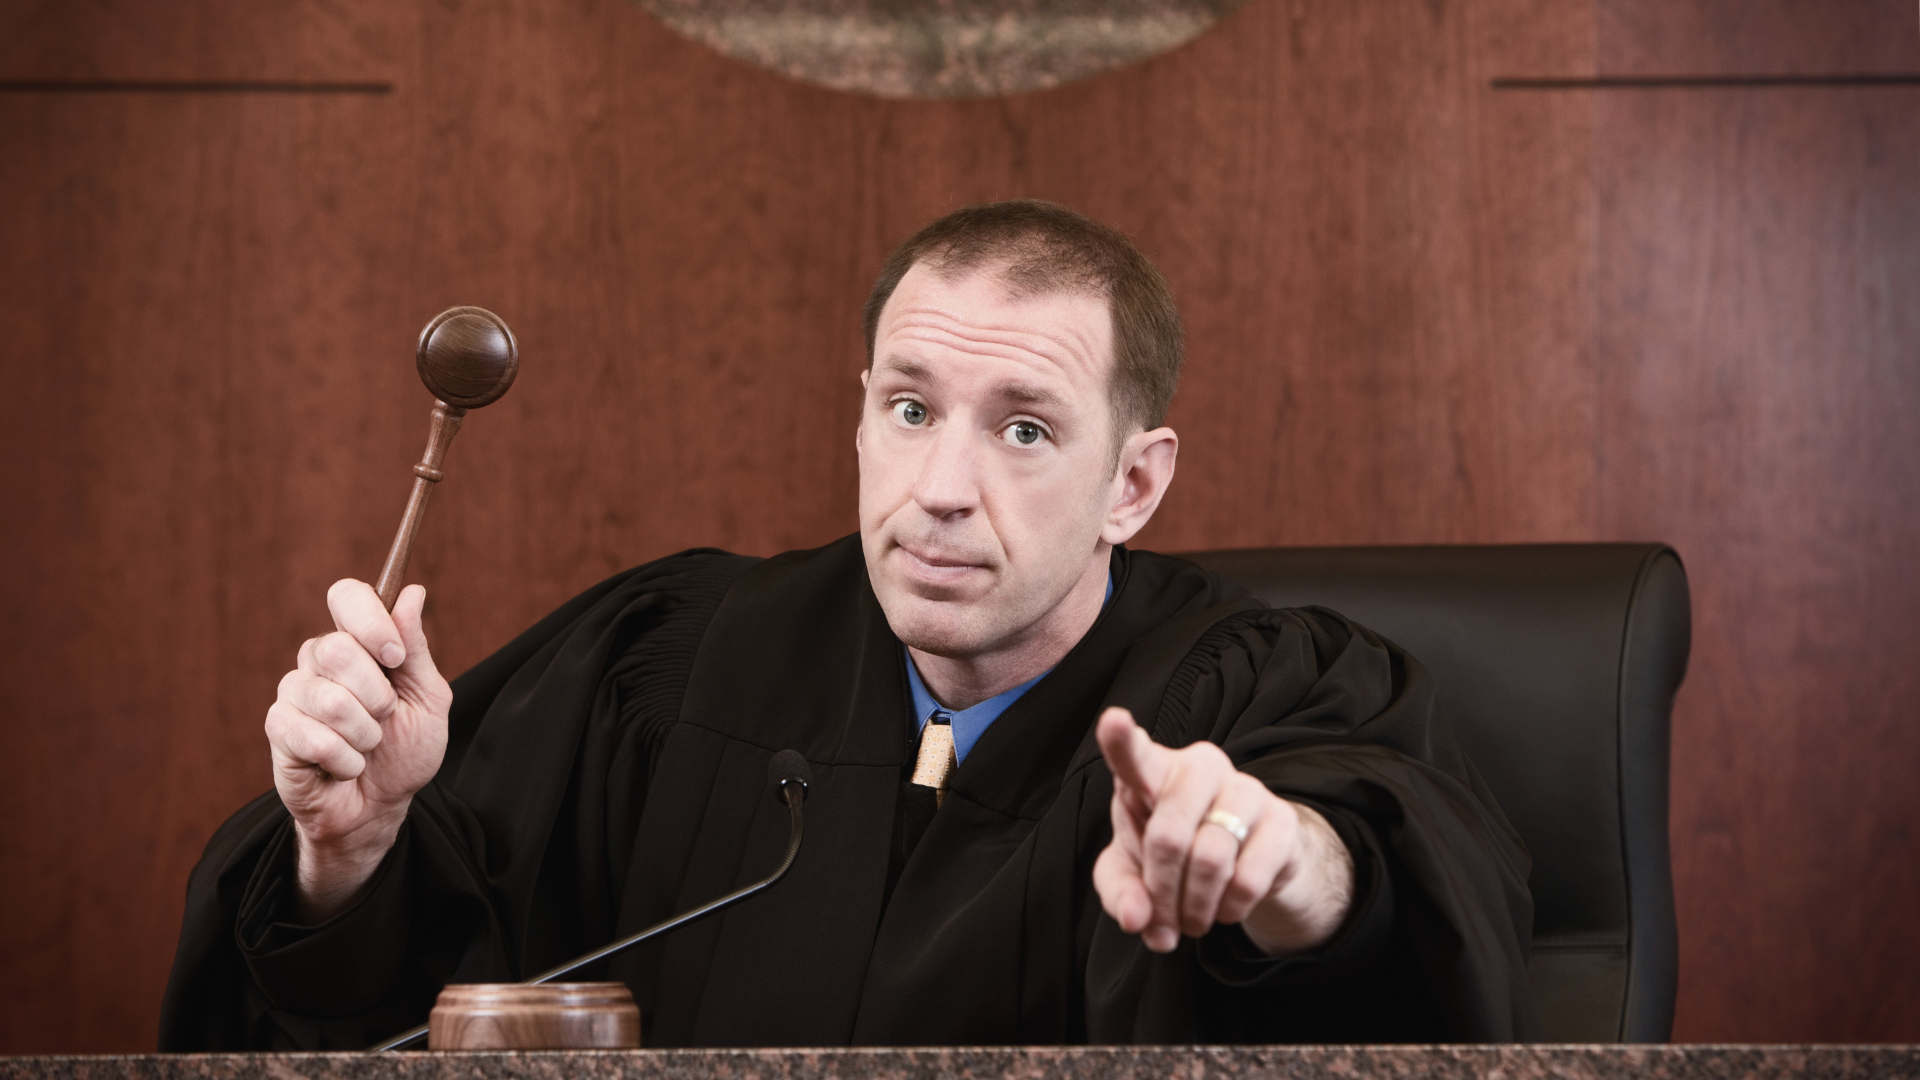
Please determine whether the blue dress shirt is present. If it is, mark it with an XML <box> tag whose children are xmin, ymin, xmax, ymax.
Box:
<box><xmin>906</xmin><ymin>572</ymin><xmax>1113</xmax><ymax>764</ymax></box>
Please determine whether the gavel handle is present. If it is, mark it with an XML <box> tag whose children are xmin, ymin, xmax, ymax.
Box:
<box><xmin>374</xmin><ymin>401</ymin><xmax>467</xmax><ymax>610</ymax></box>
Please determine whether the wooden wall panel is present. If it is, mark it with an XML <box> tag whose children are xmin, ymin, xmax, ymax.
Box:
<box><xmin>1125</xmin><ymin>0</ymin><xmax>1601</xmax><ymax>552</ymax></box>
<box><xmin>1</xmin><ymin>0</ymin><xmax>1916</xmax><ymax>1052</ymax></box>
<box><xmin>1596</xmin><ymin>0</ymin><xmax>1920</xmax><ymax>75</ymax></box>
<box><xmin>1593</xmin><ymin>0</ymin><xmax>1920</xmax><ymax>1043</ymax></box>
<box><xmin>0</xmin><ymin>88</ymin><xmax>418</xmax><ymax>1051</ymax></box>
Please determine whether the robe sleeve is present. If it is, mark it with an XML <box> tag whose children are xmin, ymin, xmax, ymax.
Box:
<box><xmin>1088</xmin><ymin>602</ymin><xmax>1542</xmax><ymax>1042</ymax></box>
<box><xmin>157</xmin><ymin>550</ymin><xmax>757</xmax><ymax>1051</ymax></box>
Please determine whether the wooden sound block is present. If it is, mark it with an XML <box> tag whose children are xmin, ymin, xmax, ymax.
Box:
<box><xmin>427</xmin><ymin>983</ymin><xmax>641</xmax><ymax>1050</ymax></box>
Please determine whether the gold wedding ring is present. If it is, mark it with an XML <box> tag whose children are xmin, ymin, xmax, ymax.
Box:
<box><xmin>1203</xmin><ymin>808</ymin><xmax>1249</xmax><ymax>844</ymax></box>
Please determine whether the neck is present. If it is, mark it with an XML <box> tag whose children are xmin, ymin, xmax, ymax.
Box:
<box><xmin>909</xmin><ymin>552</ymin><xmax>1111</xmax><ymax>710</ymax></box>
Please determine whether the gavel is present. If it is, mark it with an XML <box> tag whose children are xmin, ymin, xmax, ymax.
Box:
<box><xmin>373</xmin><ymin>306</ymin><xmax>520</xmax><ymax>610</ymax></box>
<box><xmin>366</xmin><ymin>308</ymin><xmax>642</xmax><ymax>1050</ymax></box>
<box><xmin>308</xmin><ymin>307</ymin><xmax>518</xmax><ymax>778</ymax></box>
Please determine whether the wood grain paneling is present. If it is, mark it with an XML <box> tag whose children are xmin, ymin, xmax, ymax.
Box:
<box><xmin>1</xmin><ymin>0</ymin><xmax>1916</xmax><ymax>1051</ymax></box>
<box><xmin>1595</xmin><ymin>84</ymin><xmax>1920</xmax><ymax>1039</ymax></box>
<box><xmin>1593</xmin><ymin>0</ymin><xmax>1920</xmax><ymax>1042</ymax></box>
<box><xmin>1597</xmin><ymin>0</ymin><xmax>1920</xmax><ymax>75</ymax></box>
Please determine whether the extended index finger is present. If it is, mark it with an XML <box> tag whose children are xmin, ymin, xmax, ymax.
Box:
<box><xmin>1097</xmin><ymin>707</ymin><xmax>1172</xmax><ymax>809</ymax></box>
<box><xmin>326</xmin><ymin>578</ymin><xmax>406</xmax><ymax>670</ymax></box>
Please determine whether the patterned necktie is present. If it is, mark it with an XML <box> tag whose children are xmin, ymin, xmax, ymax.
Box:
<box><xmin>911</xmin><ymin>709</ymin><xmax>957</xmax><ymax>808</ymax></box>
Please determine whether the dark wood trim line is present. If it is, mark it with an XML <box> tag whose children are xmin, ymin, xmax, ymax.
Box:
<box><xmin>1493</xmin><ymin>73</ymin><xmax>1920</xmax><ymax>90</ymax></box>
<box><xmin>0</xmin><ymin>80</ymin><xmax>392</xmax><ymax>94</ymax></box>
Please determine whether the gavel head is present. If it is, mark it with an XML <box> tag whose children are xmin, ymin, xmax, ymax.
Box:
<box><xmin>416</xmin><ymin>306</ymin><xmax>519</xmax><ymax>408</ymax></box>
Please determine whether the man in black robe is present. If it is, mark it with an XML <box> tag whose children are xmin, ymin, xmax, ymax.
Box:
<box><xmin>161</xmin><ymin>200</ymin><xmax>1540</xmax><ymax>1050</ymax></box>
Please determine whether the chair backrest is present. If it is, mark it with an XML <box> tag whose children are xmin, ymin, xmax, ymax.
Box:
<box><xmin>1182</xmin><ymin>544</ymin><xmax>1690</xmax><ymax>1042</ymax></box>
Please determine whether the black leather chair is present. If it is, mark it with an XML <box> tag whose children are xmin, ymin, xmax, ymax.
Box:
<box><xmin>1183</xmin><ymin>544</ymin><xmax>1690</xmax><ymax>1042</ymax></box>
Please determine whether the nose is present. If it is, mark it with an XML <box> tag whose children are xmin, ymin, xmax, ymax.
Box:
<box><xmin>911</xmin><ymin>421</ymin><xmax>981</xmax><ymax>522</ymax></box>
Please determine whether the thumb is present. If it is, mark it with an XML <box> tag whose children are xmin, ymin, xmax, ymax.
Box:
<box><xmin>1097</xmin><ymin>707</ymin><xmax>1170</xmax><ymax>809</ymax></box>
<box><xmin>389</xmin><ymin>584</ymin><xmax>439</xmax><ymax>683</ymax></box>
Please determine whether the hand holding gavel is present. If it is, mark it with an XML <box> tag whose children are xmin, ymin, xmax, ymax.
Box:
<box><xmin>263</xmin><ymin>307</ymin><xmax>518</xmax><ymax>922</ymax></box>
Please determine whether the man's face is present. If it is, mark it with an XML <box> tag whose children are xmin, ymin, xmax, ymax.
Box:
<box><xmin>858</xmin><ymin>261</ymin><xmax>1125</xmax><ymax>661</ymax></box>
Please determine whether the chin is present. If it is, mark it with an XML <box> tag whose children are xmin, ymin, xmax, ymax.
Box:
<box><xmin>877</xmin><ymin>591</ymin><xmax>998</xmax><ymax>659</ymax></box>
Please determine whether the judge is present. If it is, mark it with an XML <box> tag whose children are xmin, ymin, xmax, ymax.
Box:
<box><xmin>161</xmin><ymin>200</ymin><xmax>1539</xmax><ymax>1049</ymax></box>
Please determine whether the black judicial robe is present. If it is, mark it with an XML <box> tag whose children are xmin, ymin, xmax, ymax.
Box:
<box><xmin>160</xmin><ymin>537</ymin><xmax>1541</xmax><ymax>1049</ymax></box>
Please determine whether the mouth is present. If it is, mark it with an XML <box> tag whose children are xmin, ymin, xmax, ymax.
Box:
<box><xmin>894</xmin><ymin>543</ymin><xmax>989</xmax><ymax>587</ymax></box>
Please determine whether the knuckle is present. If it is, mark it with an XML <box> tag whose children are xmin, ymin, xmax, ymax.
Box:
<box><xmin>282</xmin><ymin>723</ymin><xmax>324</xmax><ymax>763</ymax></box>
<box><xmin>1188</xmin><ymin>739</ymin><xmax>1229</xmax><ymax>772</ymax></box>
<box><xmin>1228</xmin><ymin>771</ymin><xmax>1265</xmax><ymax>801</ymax></box>
<box><xmin>1167</xmin><ymin>748</ymin><xmax>1226</xmax><ymax>793</ymax></box>
<box><xmin>1190</xmin><ymin>847</ymin><xmax>1233</xmax><ymax>884</ymax></box>
<box><xmin>367</xmin><ymin>679</ymin><xmax>400</xmax><ymax>717</ymax></box>
<box><xmin>312</xmin><ymin>680</ymin><xmax>360</xmax><ymax>722</ymax></box>
<box><xmin>268</xmin><ymin>700</ymin><xmax>318</xmax><ymax>740</ymax></box>
<box><xmin>1144</xmin><ymin>828</ymin><xmax>1187</xmax><ymax>865</ymax></box>
<box><xmin>314</xmin><ymin>631</ymin><xmax>364</xmax><ymax>672</ymax></box>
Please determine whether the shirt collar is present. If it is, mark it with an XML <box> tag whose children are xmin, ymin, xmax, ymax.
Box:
<box><xmin>906</xmin><ymin>659</ymin><xmax>1044</xmax><ymax>765</ymax></box>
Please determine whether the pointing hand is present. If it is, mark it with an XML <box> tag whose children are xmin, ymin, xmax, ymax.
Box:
<box><xmin>1091</xmin><ymin>707</ymin><xmax>1354</xmax><ymax>955</ymax></box>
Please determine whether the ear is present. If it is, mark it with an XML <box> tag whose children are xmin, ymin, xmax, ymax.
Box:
<box><xmin>1101</xmin><ymin>427</ymin><xmax>1178</xmax><ymax>547</ymax></box>
<box><xmin>856</xmin><ymin>368</ymin><xmax>870</xmax><ymax>452</ymax></box>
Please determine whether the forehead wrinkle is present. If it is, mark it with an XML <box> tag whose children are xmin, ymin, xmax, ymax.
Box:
<box><xmin>883</xmin><ymin>302</ymin><xmax>1106</xmax><ymax>376</ymax></box>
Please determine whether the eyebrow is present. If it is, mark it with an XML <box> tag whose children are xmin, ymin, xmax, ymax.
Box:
<box><xmin>875</xmin><ymin>357</ymin><xmax>933</xmax><ymax>381</ymax></box>
<box><xmin>874</xmin><ymin>357</ymin><xmax>1069</xmax><ymax>411</ymax></box>
<box><xmin>995</xmin><ymin>382</ymin><xmax>1068</xmax><ymax>410</ymax></box>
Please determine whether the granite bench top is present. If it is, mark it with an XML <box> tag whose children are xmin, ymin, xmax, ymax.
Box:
<box><xmin>4</xmin><ymin>1046</ymin><xmax>1918</xmax><ymax>1080</ymax></box>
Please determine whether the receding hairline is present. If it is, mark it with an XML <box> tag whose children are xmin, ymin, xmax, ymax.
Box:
<box><xmin>869</xmin><ymin>260</ymin><xmax>1119</xmax><ymax>430</ymax></box>
<box><xmin>864</xmin><ymin>255</ymin><xmax>1115</xmax><ymax>372</ymax></box>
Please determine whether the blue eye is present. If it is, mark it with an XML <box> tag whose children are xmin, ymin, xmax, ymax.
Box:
<box><xmin>1007</xmin><ymin>421</ymin><xmax>1045</xmax><ymax>446</ymax></box>
<box><xmin>892</xmin><ymin>400</ymin><xmax>928</xmax><ymax>426</ymax></box>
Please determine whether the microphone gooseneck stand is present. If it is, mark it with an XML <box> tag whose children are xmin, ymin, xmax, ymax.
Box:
<box><xmin>371</xmin><ymin>752</ymin><xmax>813</xmax><ymax>1052</ymax></box>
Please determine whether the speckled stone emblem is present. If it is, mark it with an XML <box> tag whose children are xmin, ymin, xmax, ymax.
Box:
<box><xmin>632</xmin><ymin>0</ymin><xmax>1251</xmax><ymax>98</ymax></box>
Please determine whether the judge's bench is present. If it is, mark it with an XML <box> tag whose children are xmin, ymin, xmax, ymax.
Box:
<box><xmin>1</xmin><ymin>1045</ymin><xmax>1914</xmax><ymax>1080</ymax></box>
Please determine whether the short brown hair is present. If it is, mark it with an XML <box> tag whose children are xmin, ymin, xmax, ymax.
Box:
<box><xmin>862</xmin><ymin>200</ymin><xmax>1183</xmax><ymax>436</ymax></box>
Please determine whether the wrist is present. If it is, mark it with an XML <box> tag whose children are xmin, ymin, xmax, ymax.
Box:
<box><xmin>1241</xmin><ymin>801</ymin><xmax>1354</xmax><ymax>956</ymax></box>
<box><xmin>292</xmin><ymin>806</ymin><xmax>407</xmax><ymax>923</ymax></box>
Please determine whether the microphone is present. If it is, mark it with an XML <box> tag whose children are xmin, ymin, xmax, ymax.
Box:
<box><xmin>768</xmin><ymin>748</ymin><xmax>812</xmax><ymax>798</ymax></box>
<box><xmin>371</xmin><ymin>750</ymin><xmax>813</xmax><ymax>1051</ymax></box>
